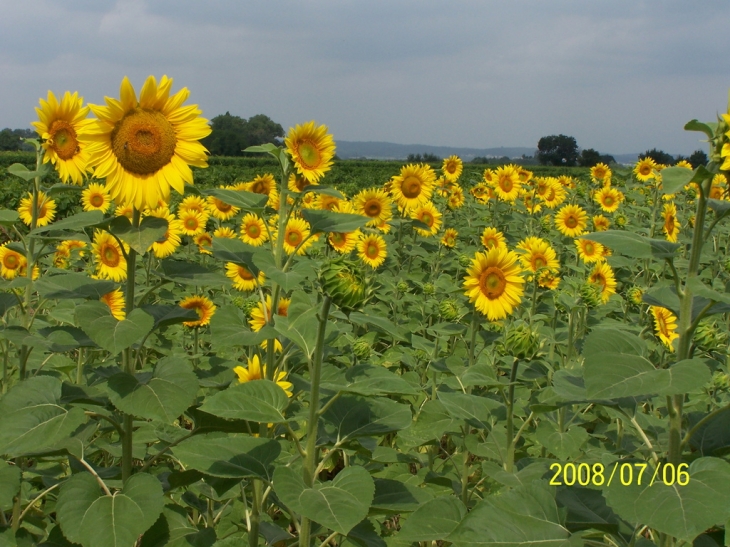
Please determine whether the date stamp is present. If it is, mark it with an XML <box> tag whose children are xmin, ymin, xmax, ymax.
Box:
<box><xmin>548</xmin><ymin>462</ymin><xmax>690</xmax><ymax>487</ymax></box>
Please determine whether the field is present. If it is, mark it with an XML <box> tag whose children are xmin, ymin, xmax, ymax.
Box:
<box><xmin>0</xmin><ymin>105</ymin><xmax>729</xmax><ymax>547</ymax></box>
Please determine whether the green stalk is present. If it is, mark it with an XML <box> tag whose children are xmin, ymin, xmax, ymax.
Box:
<box><xmin>504</xmin><ymin>357</ymin><xmax>519</xmax><ymax>472</ymax></box>
<box><xmin>122</xmin><ymin>208</ymin><xmax>140</xmax><ymax>483</ymax></box>
<box><xmin>248</xmin><ymin>479</ymin><xmax>263</xmax><ymax>547</ymax></box>
<box><xmin>299</xmin><ymin>296</ymin><xmax>332</xmax><ymax>547</ymax></box>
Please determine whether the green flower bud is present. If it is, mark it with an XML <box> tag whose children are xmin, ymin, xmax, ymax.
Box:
<box><xmin>614</xmin><ymin>214</ymin><xmax>628</xmax><ymax>228</ymax></box>
<box><xmin>439</xmin><ymin>299</ymin><xmax>460</xmax><ymax>321</ymax></box>
<box><xmin>580</xmin><ymin>282</ymin><xmax>603</xmax><ymax>309</ymax></box>
<box><xmin>712</xmin><ymin>371</ymin><xmax>730</xmax><ymax>389</ymax></box>
<box><xmin>319</xmin><ymin>258</ymin><xmax>373</xmax><ymax>312</ymax></box>
<box><xmin>695</xmin><ymin>320</ymin><xmax>729</xmax><ymax>352</ymax></box>
<box><xmin>458</xmin><ymin>254</ymin><xmax>472</xmax><ymax>268</ymax></box>
<box><xmin>238</xmin><ymin>298</ymin><xmax>259</xmax><ymax>317</ymax></box>
<box><xmin>423</xmin><ymin>282</ymin><xmax>436</xmax><ymax>296</ymax></box>
<box><xmin>414</xmin><ymin>349</ymin><xmax>430</xmax><ymax>362</ymax></box>
<box><xmin>627</xmin><ymin>286</ymin><xmax>644</xmax><ymax>306</ymax></box>
<box><xmin>540</xmin><ymin>214</ymin><xmax>553</xmax><ymax>231</ymax></box>
<box><xmin>499</xmin><ymin>323</ymin><xmax>542</xmax><ymax>360</ymax></box>
<box><xmin>353</xmin><ymin>339</ymin><xmax>372</xmax><ymax>360</ymax></box>
<box><xmin>396</xmin><ymin>280</ymin><xmax>409</xmax><ymax>293</ymax></box>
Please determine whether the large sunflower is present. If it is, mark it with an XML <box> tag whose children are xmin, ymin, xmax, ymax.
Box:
<box><xmin>81</xmin><ymin>183</ymin><xmax>112</xmax><ymax>213</ymax></box>
<box><xmin>410</xmin><ymin>201</ymin><xmax>442</xmax><ymax>236</ymax></box>
<box><xmin>86</xmin><ymin>75</ymin><xmax>211</xmax><ymax>210</ymax></box>
<box><xmin>18</xmin><ymin>191</ymin><xmax>56</xmax><ymax>227</ymax></box>
<box><xmin>491</xmin><ymin>165</ymin><xmax>521</xmax><ymax>202</ymax></box>
<box><xmin>634</xmin><ymin>157</ymin><xmax>657</xmax><ymax>181</ymax></box>
<box><xmin>354</xmin><ymin>188</ymin><xmax>393</xmax><ymax>227</ymax></box>
<box><xmin>442</xmin><ymin>155</ymin><xmax>463</xmax><ymax>183</ymax></box>
<box><xmin>357</xmin><ymin>233</ymin><xmax>388</xmax><ymax>269</ymax></box>
<box><xmin>285</xmin><ymin>121</ymin><xmax>336</xmax><ymax>183</ymax></box>
<box><xmin>0</xmin><ymin>244</ymin><xmax>27</xmax><ymax>280</ymax></box>
<box><xmin>587</xmin><ymin>262</ymin><xmax>617</xmax><ymax>304</ymax></box>
<box><xmin>180</xmin><ymin>295</ymin><xmax>216</xmax><ymax>328</ymax></box>
<box><xmin>233</xmin><ymin>354</ymin><xmax>293</xmax><ymax>397</ymax></box>
<box><xmin>516</xmin><ymin>237</ymin><xmax>559</xmax><ymax>273</ymax></box>
<box><xmin>650</xmin><ymin>306</ymin><xmax>679</xmax><ymax>351</ymax></box>
<box><xmin>32</xmin><ymin>91</ymin><xmax>94</xmax><ymax>185</ymax></box>
<box><xmin>540</xmin><ymin>180</ymin><xmax>566</xmax><ymax>209</ymax></box>
<box><xmin>92</xmin><ymin>230</ymin><xmax>128</xmax><ymax>282</ymax></box>
<box><xmin>226</xmin><ymin>262</ymin><xmax>265</xmax><ymax>292</ymax></box>
<box><xmin>481</xmin><ymin>227</ymin><xmax>507</xmax><ymax>251</ymax></box>
<box><xmin>463</xmin><ymin>247</ymin><xmax>525</xmax><ymax>321</ymax></box>
<box><xmin>594</xmin><ymin>186</ymin><xmax>623</xmax><ymax>213</ymax></box>
<box><xmin>555</xmin><ymin>204</ymin><xmax>588</xmax><ymax>237</ymax></box>
<box><xmin>240</xmin><ymin>213</ymin><xmax>269</xmax><ymax>246</ymax></box>
<box><xmin>662</xmin><ymin>202</ymin><xmax>680</xmax><ymax>242</ymax></box>
<box><xmin>390</xmin><ymin>163</ymin><xmax>436</xmax><ymax>210</ymax></box>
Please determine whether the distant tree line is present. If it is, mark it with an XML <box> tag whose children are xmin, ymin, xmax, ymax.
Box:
<box><xmin>0</xmin><ymin>128</ymin><xmax>36</xmax><ymax>151</ymax></box>
<box><xmin>406</xmin><ymin>153</ymin><xmax>441</xmax><ymax>163</ymax></box>
<box><xmin>201</xmin><ymin>113</ymin><xmax>284</xmax><ymax>156</ymax></box>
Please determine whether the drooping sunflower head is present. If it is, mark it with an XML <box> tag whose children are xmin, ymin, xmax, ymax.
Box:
<box><xmin>662</xmin><ymin>202</ymin><xmax>680</xmax><ymax>242</ymax></box>
<box><xmin>240</xmin><ymin>213</ymin><xmax>269</xmax><ymax>247</ymax></box>
<box><xmin>180</xmin><ymin>295</ymin><xmax>216</xmax><ymax>328</ymax></box>
<box><xmin>100</xmin><ymin>289</ymin><xmax>126</xmax><ymax>321</ymax></box>
<box><xmin>86</xmin><ymin>75</ymin><xmax>211</xmax><ymax>210</ymax></box>
<box><xmin>226</xmin><ymin>262</ymin><xmax>265</xmax><ymax>292</ymax></box>
<box><xmin>81</xmin><ymin>183</ymin><xmax>112</xmax><ymax>213</ymax></box>
<box><xmin>575</xmin><ymin>238</ymin><xmax>605</xmax><ymax>263</ymax></box>
<box><xmin>357</xmin><ymin>233</ymin><xmax>388</xmax><ymax>269</ymax></box>
<box><xmin>18</xmin><ymin>191</ymin><xmax>57</xmax><ymax>228</ymax></box>
<box><xmin>354</xmin><ymin>188</ymin><xmax>393</xmax><ymax>227</ymax></box>
<box><xmin>390</xmin><ymin>163</ymin><xmax>436</xmax><ymax>210</ymax></box>
<box><xmin>410</xmin><ymin>201</ymin><xmax>442</xmax><ymax>237</ymax></box>
<box><xmin>555</xmin><ymin>204</ymin><xmax>588</xmax><ymax>237</ymax></box>
<box><xmin>442</xmin><ymin>155</ymin><xmax>463</xmax><ymax>183</ymax></box>
<box><xmin>32</xmin><ymin>90</ymin><xmax>94</xmax><ymax>185</ymax></box>
<box><xmin>92</xmin><ymin>229</ymin><xmax>128</xmax><ymax>282</ymax></box>
<box><xmin>463</xmin><ymin>247</ymin><xmax>525</xmax><ymax>321</ymax></box>
<box><xmin>650</xmin><ymin>306</ymin><xmax>679</xmax><ymax>351</ymax></box>
<box><xmin>285</xmin><ymin>121</ymin><xmax>336</xmax><ymax>183</ymax></box>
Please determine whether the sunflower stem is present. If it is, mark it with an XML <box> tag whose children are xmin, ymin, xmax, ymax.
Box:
<box><xmin>248</xmin><ymin>479</ymin><xmax>262</xmax><ymax>547</ymax></box>
<box><xmin>504</xmin><ymin>357</ymin><xmax>519</xmax><ymax>472</ymax></box>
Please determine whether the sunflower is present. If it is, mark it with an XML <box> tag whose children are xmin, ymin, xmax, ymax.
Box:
<box><xmin>193</xmin><ymin>232</ymin><xmax>213</xmax><ymax>255</ymax></box>
<box><xmin>179</xmin><ymin>209</ymin><xmax>207</xmax><ymax>236</ymax></box>
<box><xmin>207</xmin><ymin>191</ymin><xmax>240</xmax><ymax>221</ymax></box>
<box><xmin>540</xmin><ymin>180</ymin><xmax>566</xmax><ymax>209</ymax></box>
<box><xmin>575</xmin><ymin>238</ymin><xmax>605</xmax><ymax>263</ymax></box>
<box><xmin>491</xmin><ymin>165</ymin><xmax>521</xmax><ymax>202</ymax></box>
<box><xmin>213</xmin><ymin>227</ymin><xmax>237</xmax><ymax>239</ymax></box>
<box><xmin>86</xmin><ymin>75</ymin><xmax>211</xmax><ymax>210</ymax></box>
<box><xmin>285</xmin><ymin>121</ymin><xmax>335</xmax><ymax>183</ymax></box>
<box><xmin>390</xmin><ymin>163</ymin><xmax>436</xmax><ymax>210</ymax></box>
<box><xmin>0</xmin><ymin>244</ymin><xmax>27</xmax><ymax>280</ymax></box>
<box><xmin>650</xmin><ymin>306</ymin><xmax>679</xmax><ymax>350</ymax></box>
<box><xmin>179</xmin><ymin>195</ymin><xmax>210</xmax><ymax>218</ymax></box>
<box><xmin>329</xmin><ymin>229</ymin><xmax>361</xmax><ymax>254</ymax></box>
<box><xmin>481</xmin><ymin>227</ymin><xmax>507</xmax><ymax>251</ymax></box>
<box><xmin>180</xmin><ymin>295</ymin><xmax>216</xmax><ymax>328</ymax></box>
<box><xmin>81</xmin><ymin>183</ymin><xmax>112</xmax><ymax>213</ymax></box>
<box><xmin>557</xmin><ymin>175</ymin><xmax>576</xmax><ymax>189</ymax></box>
<box><xmin>53</xmin><ymin>239</ymin><xmax>87</xmax><ymax>268</ymax></box>
<box><xmin>537</xmin><ymin>270</ymin><xmax>561</xmax><ymax>290</ymax></box>
<box><xmin>147</xmin><ymin>207</ymin><xmax>182</xmax><ymax>258</ymax></box>
<box><xmin>662</xmin><ymin>202</ymin><xmax>680</xmax><ymax>242</ymax></box>
<box><xmin>281</xmin><ymin>217</ymin><xmax>312</xmax><ymax>255</ymax></box>
<box><xmin>237</xmin><ymin>213</ymin><xmax>268</xmax><ymax>247</ymax></box>
<box><xmin>233</xmin><ymin>354</ymin><xmax>293</xmax><ymax>397</ymax></box>
<box><xmin>709</xmin><ymin>175</ymin><xmax>727</xmax><ymax>200</ymax></box>
<box><xmin>521</xmin><ymin>191</ymin><xmax>542</xmax><ymax>214</ymax></box>
<box><xmin>357</xmin><ymin>233</ymin><xmax>387</xmax><ymax>269</ymax></box>
<box><xmin>32</xmin><ymin>91</ymin><xmax>94</xmax><ymax>185</ymax></box>
<box><xmin>249</xmin><ymin>296</ymin><xmax>290</xmax><ymax>332</ymax></box>
<box><xmin>115</xmin><ymin>203</ymin><xmax>134</xmax><ymax>219</ymax></box>
<box><xmin>555</xmin><ymin>204</ymin><xmax>588</xmax><ymax>237</ymax></box>
<box><xmin>675</xmin><ymin>160</ymin><xmax>693</xmax><ymax>170</ymax></box>
<box><xmin>463</xmin><ymin>247</ymin><xmax>525</xmax><ymax>321</ymax></box>
<box><xmin>410</xmin><ymin>201</ymin><xmax>442</xmax><ymax>236</ymax></box>
<box><xmin>354</xmin><ymin>188</ymin><xmax>393</xmax><ymax>227</ymax></box>
<box><xmin>470</xmin><ymin>183</ymin><xmax>491</xmax><ymax>204</ymax></box>
<box><xmin>246</xmin><ymin>173</ymin><xmax>276</xmax><ymax>196</ymax></box>
<box><xmin>18</xmin><ymin>191</ymin><xmax>56</xmax><ymax>227</ymax></box>
<box><xmin>441</xmin><ymin>228</ymin><xmax>458</xmax><ymax>248</ymax></box>
<box><xmin>53</xmin><ymin>245</ymin><xmax>71</xmax><ymax>268</ymax></box>
<box><xmin>442</xmin><ymin>155</ymin><xmax>463</xmax><ymax>183</ymax></box>
<box><xmin>594</xmin><ymin>186</ymin><xmax>623</xmax><ymax>213</ymax></box>
<box><xmin>482</xmin><ymin>169</ymin><xmax>494</xmax><ymax>184</ymax></box>
<box><xmin>447</xmin><ymin>186</ymin><xmax>465</xmax><ymax>209</ymax></box>
<box><xmin>92</xmin><ymin>230</ymin><xmax>128</xmax><ymax>281</ymax></box>
<box><xmin>634</xmin><ymin>157</ymin><xmax>657</xmax><ymax>181</ymax></box>
<box><xmin>590</xmin><ymin>163</ymin><xmax>612</xmax><ymax>183</ymax></box>
<box><xmin>587</xmin><ymin>262</ymin><xmax>616</xmax><ymax>304</ymax></box>
<box><xmin>517</xmin><ymin>168</ymin><xmax>533</xmax><ymax>184</ymax></box>
<box><xmin>100</xmin><ymin>289</ymin><xmax>125</xmax><ymax>320</ymax></box>
<box><xmin>288</xmin><ymin>173</ymin><xmax>309</xmax><ymax>193</ymax></box>
<box><xmin>516</xmin><ymin>237</ymin><xmax>559</xmax><ymax>273</ymax></box>
<box><xmin>592</xmin><ymin>215</ymin><xmax>610</xmax><ymax>231</ymax></box>
<box><xmin>314</xmin><ymin>194</ymin><xmax>342</xmax><ymax>212</ymax></box>
<box><xmin>226</xmin><ymin>262</ymin><xmax>265</xmax><ymax>292</ymax></box>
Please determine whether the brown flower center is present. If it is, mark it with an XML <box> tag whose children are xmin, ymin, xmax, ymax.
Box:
<box><xmin>238</xmin><ymin>266</ymin><xmax>255</xmax><ymax>280</ymax></box>
<box><xmin>364</xmin><ymin>199</ymin><xmax>382</xmax><ymax>218</ymax></box>
<box><xmin>479</xmin><ymin>267</ymin><xmax>506</xmax><ymax>299</ymax></box>
<box><xmin>111</xmin><ymin>107</ymin><xmax>176</xmax><ymax>175</ymax></box>
<box><xmin>101</xmin><ymin>244</ymin><xmax>121</xmax><ymax>267</ymax></box>
<box><xmin>297</xmin><ymin>141</ymin><xmax>321</xmax><ymax>168</ymax></box>
<box><xmin>48</xmin><ymin>120</ymin><xmax>79</xmax><ymax>161</ymax></box>
<box><xmin>90</xmin><ymin>193</ymin><xmax>105</xmax><ymax>208</ymax></box>
<box><xmin>401</xmin><ymin>176</ymin><xmax>423</xmax><ymax>199</ymax></box>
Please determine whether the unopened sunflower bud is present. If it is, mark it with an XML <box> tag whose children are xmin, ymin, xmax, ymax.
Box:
<box><xmin>580</xmin><ymin>282</ymin><xmax>603</xmax><ymax>309</ymax></box>
<box><xmin>614</xmin><ymin>214</ymin><xmax>628</xmax><ymax>228</ymax></box>
<box><xmin>353</xmin><ymin>339</ymin><xmax>372</xmax><ymax>360</ymax></box>
<box><xmin>239</xmin><ymin>298</ymin><xmax>259</xmax><ymax>316</ymax></box>
<box><xmin>396</xmin><ymin>280</ymin><xmax>409</xmax><ymax>293</ymax></box>
<box><xmin>458</xmin><ymin>254</ymin><xmax>472</xmax><ymax>268</ymax></box>
<box><xmin>439</xmin><ymin>299</ymin><xmax>460</xmax><ymax>321</ymax></box>
<box><xmin>540</xmin><ymin>214</ymin><xmax>553</xmax><ymax>231</ymax></box>
<box><xmin>423</xmin><ymin>282</ymin><xmax>436</xmax><ymax>296</ymax></box>
<box><xmin>500</xmin><ymin>323</ymin><xmax>542</xmax><ymax>360</ymax></box>
<box><xmin>627</xmin><ymin>286</ymin><xmax>644</xmax><ymax>306</ymax></box>
<box><xmin>695</xmin><ymin>320</ymin><xmax>729</xmax><ymax>352</ymax></box>
<box><xmin>712</xmin><ymin>371</ymin><xmax>730</xmax><ymax>389</ymax></box>
<box><xmin>319</xmin><ymin>258</ymin><xmax>373</xmax><ymax>312</ymax></box>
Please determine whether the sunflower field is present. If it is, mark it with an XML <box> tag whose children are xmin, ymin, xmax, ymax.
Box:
<box><xmin>1</xmin><ymin>76</ymin><xmax>730</xmax><ymax>547</ymax></box>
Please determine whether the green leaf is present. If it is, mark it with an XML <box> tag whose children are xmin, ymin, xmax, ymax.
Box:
<box><xmin>581</xmin><ymin>230</ymin><xmax>679</xmax><ymax>259</ymax></box>
<box><xmin>36</xmin><ymin>272</ymin><xmax>118</xmax><ymax>300</ymax></box>
<box><xmin>322</xmin><ymin>365</ymin><xmax>418</xmax><ymax>396</ymax></box>
<box><xmin>400</xmin><ymin>400</ymin><xmax>459</xmax><ymax>447</ymax></box>
<box><xmin>199</xmin><ymin>379</ymin><xmax>290</xmax><ymax>423</ymax></box>
<box><xmin>659</xmin><ymin>166</ymin><xmax>695</xmax><ymax>195</ymax></box>
<box><xmin>211</xmin><ymin>238</ymin><xmax>262</xmax><ymax>275</ymax></box>
<box><xmin>244</xmin><ymin>143</ymin><xmax>281</xmax><ymax>155</ymax></box>
<box><xmin>447</xmin><ymin>482</ymin><xmax>571</xmax><ymax>547</ymax></box>
<box><xmin>140</xmin><ymin>304</ymin><xmax>199</xmax><ymax>330</ymax></box>
<box><xmin>686</xmin><ymin>277</ymin><xmax>730</xmax><ymax>306</ymax></box>
<box><xmin>604</xmin><ymin>457</ymin><xmax>730</xmax><ymax>544</ymax></box>
<box><xmin>0</xmin><ymin>210</ymin><xmax>20</xmax><ymax>226</ymax></box>
<box><xmin>209</xmin><ymin>305</ymin><xmax>277</xmax><ymax>348</ymax></box>
<box><xmin>173</xmin><ymin>433</ymin><xmax>281</xmax><ymax>480</ymax></box>
<box><xmin>106</xmin><ymin>357</ymin><xmax>199</xmax><ymax>423</ymax></box>
<box><xmin>348</xmin><ymin>312</ymin><xmax>408</xmax><ymax>342</ymax></box>
<box><xmin>76</xmin><ymin>302</ymin><xmax>154</xmax><ymax>356</ymax></box>
<box><xmin>0</xmin><ymin>376</ymin><xmax>87</xmax><ymax>458</ymax></box>
<box><xmin>690</xmin><ymin>408</ymin><xmax>730</xmax><ymax>456</ymax></box>
<box><xmin>253</xmin><ymin>252</ymin><xmax>315</xmax><ymax>292</ymax></box>
<box><xmin>0</xmin><ymin>293</ymin><xmax>19</xmax><ymax>317</ymax></box>
<box><xmin>371</xmin><ymin>478</ymin><xmax>434</xmax><ymax>512</ymax></box>
<box><xmin>141</xmin><ymin>504</ymin><xmax>217</xmax><ymax>547</ymax></box>
<box><xmin>37</xmin><ymin>326</ymin><xmax>97</xmax><ymax>352</ymax></box>
<box><xmin>31</xmin><ymin>210</ymin><xmax>104</xmax><ymax>235</ymax></box>
<box><xmin>320</xmin><ymin>395</ymin><xmax>412</xmax><ymax>441</ymax></box>
<box><xmin>274</xmin><ymin>294</ymin><xmax>320</xmax><ymax>358</ymax></box>
<box><xmin>0</xmin><ymin>460</ymin><xmax>21</xmax><ymax>512</ymax></box>
<box><xmin>7</xmin><ymin>162</ymin><xmax>50</xmax><ymax>181</ymax></box>
<box><xmin>205</xmin><ymin>188</ymin><xmax>268</xmax><ymax>212</ymax></box>
<box><xmin>438</xmin><ymin>391</ymin><xmax>493</xmax><ymax>429</ymax></box>
<box><xmin>109</xmin><ymin>215</ymin><xmax>168</xmax><ymax>254</ymax></box>
<box><xmin>346</xmin><ymin>520</ymin><xmax>386</xmax><ymax>547</ymax></box>
<box><xmin>708</xmin><ymin>198</ymin><xmax>730</xmax><ymax>216</ymax></box>
<box><xmin>398</xmin><ymin>497</ymin><xmax>467</xmax><ymax>541</ymax></box>
<box><xmin>56</xmin><ymin>472</ymin><xmax>165</xmax><ymax>547</ymax></box>
<box><xmin>275</xmin><ymin>466</ymin><xmax>375</xmax><ymax>535</ymax></box>
<box><xmin>556</xmin><ymin>487</ymin><xmax>621</xmax><ymax>534</ymax></box>
<box><xmin>684</xmin><ymin>119</ymin><xmax>717</xmax><ymax>140</ymax></box>
<box><xmin>157</xmin><ymin>259</ymin><xmax>230</xmax><ymax>286</ymax></box>
<box><xmin>300</xmin><ymin>185</ymin><xmax>345</xmax><ymax>198</ymax></box>
<box><xmin>300</xmin><ymin>209</ymin><xmax>368</xmax><ymax>234</ymax></box>
<box><xmin>534</xmin><ymin>423</ymin><xmax>589</xmax><ymax>460</ymax></box>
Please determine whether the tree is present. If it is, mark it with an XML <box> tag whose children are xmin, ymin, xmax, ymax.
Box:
<box><xmin>688</xmin><ymin>149</ymin><xmax>708</xmax><ymax>168</ymax></box>
<box><xmin>202</xmin><ymin>113</ymin><xmax>284</xmax><ymax>156</ymax></box>
<box><xmin>0</xmin><ymin>128</ymin><xmax>34</xmax><ymax>151</ymax></box>
<box><xmin>578</xmin><ymin>148</ymin><xmax>601</xmax><ymax>167</ymax></box>
<box><xmin>640</xmin><ymin>148</ymin><xmax>674</xmax><ymax>166</ymax></box>
<box><xmin>407</xmin><ymin>153</ymin><xmax>440</xmax><ymax>163</ymax></box>
<box><xmin>536</xmin><ymin>135</ymin><xmax>579</xmax><ymax>166</ymax></box>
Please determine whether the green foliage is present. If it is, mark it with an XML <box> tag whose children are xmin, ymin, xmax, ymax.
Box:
<box><xmin>202</xmin><ymin>112</ymin><xmax>284</xmax><ymax>156</ymax></box>
<box><xmin>536</xmin><ymin>134</ymin><xmax>579</xmax><ymax>166</ymax></box>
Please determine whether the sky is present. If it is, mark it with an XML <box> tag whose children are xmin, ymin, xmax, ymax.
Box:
<box><xmin>1</xmin><ymin>0</ymin><xmax>729</xmax><ymax>156</ymax></box>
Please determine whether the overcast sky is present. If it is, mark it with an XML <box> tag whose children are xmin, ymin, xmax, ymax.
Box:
<box><xmin>1</xmin><ymin>0</ymin><xmax>728</xmax><ymax>155</ymax></box>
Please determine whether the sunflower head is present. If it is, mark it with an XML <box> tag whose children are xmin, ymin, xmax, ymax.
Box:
<box><xmin>319</xmin><ymin>258</ymin><xmax>374</xmax><ymax>312</ymax></box>
<box><xmin>390</xmin><ymin>163</ymin><xmax>436</xmax><ymax>210</ymax></box>
<box><xmin>18</xmin><ymin>191</ymin><xmax>57</xmax><ymax>228</ymax></box>
<box><xmin>442</xmin><ymin>155</ymin><xmax>463</xmax><ymax>182</ymax></box>
<box><xmin>180</xmin><ymin>295</ymin><xmax>216</xmax><ymax>328</ymax></box>
<box><xmin>463</xmin><ymin>247</ymin><xmax>525</xmax><ymax>321</ymax></box>
<box><xmin>357</xmin><ymin>233</ymin><xmax>388</xmax><ymax>269</ymax></box>
<box><xmin>285</xmin><ymin>121</ymin><xmax>336</xmax><ymax>183</ymax></box>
